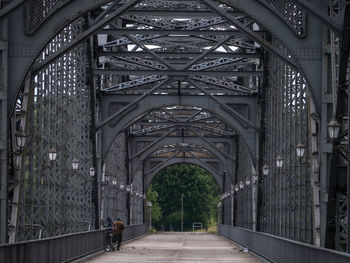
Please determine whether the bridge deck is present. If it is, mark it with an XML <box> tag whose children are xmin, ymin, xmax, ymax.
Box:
<box><xmin>84</xmin><ymin>232</ymin><xmax>262</xmax><ymax>262</ymax></box>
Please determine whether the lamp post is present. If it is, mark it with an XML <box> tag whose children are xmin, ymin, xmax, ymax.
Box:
<box><xmin>245</xmin><ymin>177</ymin><xmax>251</xmax><ymax>228</ymax></box>
<box><xmin>147</xmin><ymin>201</ymin><xmax>152</xmax><ymax>230</ymax></box>
<box><xmin>217</xmin><ymin>202</ymin><xmax>222</xmax><ymax>228</ymax></box>
<box><xmin>181</xmin><ymin>193</ymin><xmax>184</xmax><ymax>232</ymax></box>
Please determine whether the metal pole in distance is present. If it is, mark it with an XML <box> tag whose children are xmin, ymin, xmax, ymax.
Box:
<box><xmin>147</xmin><ymin>202</ymin><xmax>152</xmax><ymax>231</ymax></box>
<box><xmin>181</xmin><ymin>193</ymin><xmax>184</xmax><ymax>232</ymax></box>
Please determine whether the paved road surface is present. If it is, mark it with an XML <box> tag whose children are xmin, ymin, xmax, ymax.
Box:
<box><xmin>84</xmin><ymin>232</ymin><xmax>262</xmax><ymax>262</ymax></box>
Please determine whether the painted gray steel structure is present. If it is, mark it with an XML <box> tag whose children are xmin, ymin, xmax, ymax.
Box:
<box><xmin>0</xmin><ymin>0</ymin><xmax>349</xmax><ymax>259</ymax></box>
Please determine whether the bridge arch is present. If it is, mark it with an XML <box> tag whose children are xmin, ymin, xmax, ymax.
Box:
<box><xmin>7</xmin><ymin>0</ymin><xmax>325</xmax><ymax>115</ymax></box>
<box><xmin>101</xmin><ymin>97</ymin><xmax>257</xmax><ymax>166</ymax></box>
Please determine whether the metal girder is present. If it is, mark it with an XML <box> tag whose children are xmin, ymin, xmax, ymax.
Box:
<box><xmin>129</xmin><ymin>134</ymin><xmax>236</xmax><ymax>175</ymax></box>
<box><xmin>33</xmin><ymin>0</ymin><xmax>142</xmax><ymax>73</ymax></box>
<box><xmin>6</xmin><ymin>0</ymin><xmax>114</xmax><ymax>114</ymax></box>
<box><xmin>102</xmin><ymin>75</ymin><xmax>167</xmax><ymax>92</ymax></box>
<box><xmin>98</xmin><ymin>28</ymin><xmax>266</xmax><ymax>37</ymax></box>
<box><xmin>126</xmin><ymin>34</ymin><xmax>174</xmax><ymax>70</ymax></box>
<box><xmin>190</xmin><ymin>75</ymin><xmax>256</xmax><ymax>94</ymax></box>
<box><xmin>100</xmin><ymin>93</ymin><xmax>257</xmax><ymax>165</ymax></box>
<box><xmin>97</xmin><ymin>51</ymin><xmax>262</xmax><ymax>59</ymax></box>
<box><xmin>200</xmin><ymin>0</ymin><xmax>298</xmax><ymax>69</ymax></box>
<box><xmin>0</xmin><ymin>0</ymin><xmax>25</xmax><ymax>18</ymax></box>
<box><xmin>110</xmin><ymin>56</ymin><xmax>167</xmax><ymax>71</ymax></box>
<box><xmin>289</xmin><ymin>0</ymin><xmax>343</xmax><ymax>32</ymax></box>
<box><xmin>0</xmin><ymin>7</ymin><xmax>8</xmax><ymax>244</ymax></box>
<box><xmin>131</xmin><ymin>124</ymin><xmax>175</xmax><ymax>135</ymax></box>
<box><xmin>120</xmin><ymin>14</ymin><xmax>175</xmax><ymax>29</ymax></box>
<box><xmin>124</xmin><ymin>10</ymin><xmax>242</xmax><ymax>18</ymax></box>
<box><xmin>97</xmin><ymin>77</ymin><xmax>173</xmax><ymax>129</ymax></box>
<box><xmin>188</xmin><ymin>79</ymin><xmax>257</xmax><ymax>130</ymax></box>
<box><xmin>94</xmin><ymin>69</ymin><xmax>262</xmax><ymax>77</ymax></box>
<box><xmin>216</xmin><ymin>0</ymin><xmax>324</xmax><ymax>114</ymax></box>
<box><xmin>131</xmin><ymin>122</ymin><xmax>235</xmax><ymax>137</ymax></box>
<box><xmin>104</xmin><ymin>35</ymin><xmax>160</xmax><ymax>48</ymax></box>
<box><xmin>130</xmin><ymin>129</ymin><xmax>176</xmax><ymax>160</ymax></box>
<box><xmin>144</xmin><ymin>150</ymin><xmax>179</xmax><ymax>176</ymax></box>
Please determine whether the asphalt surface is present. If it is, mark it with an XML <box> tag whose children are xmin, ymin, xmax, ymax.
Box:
<box><xmin>84</xmin><ymin>232</ymin><xmax>262</xmax><ymax>262</ymax></box>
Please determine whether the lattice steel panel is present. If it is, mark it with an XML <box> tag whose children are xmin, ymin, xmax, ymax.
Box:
<box><xmin>260</xmin><ymin>0</ymin><xmax>305</xmax><ymax>37</ymax></box>
<box><xmin>260</xmin><ymin>40</ymin><xmax>313</xmax><ymax>244</ymax></box>
<box><xmin>15</xmin><ymin>19</ymin><xmax>94</xmax><ymax>241</ymax></box>
<box><xmin>24</xmin><ymin>0</ymin><xmax>61</xmax><ymax>35</ymax></box>
<box><xmin>103</xmin><ymin>133</ymin><xmax>128</xmax><ymax>223</ymax></box>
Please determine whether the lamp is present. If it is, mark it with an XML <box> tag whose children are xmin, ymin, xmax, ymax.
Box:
<box><xmin>48</xmin><ymin>147</ymin><xmax>57</xmax><ymax>161</ymax></box>
<box><xmin>15</xmin><ymin>129</ymin><xmax>27</xmax><ymax>148</ymax></box>
<box><xmin>234</xmin><ymin>184</ymin><xmax>239</xmax><ymax>192</ymax></box>
<box><xmin>126</xmin><ymin>185</ymin><xmax>131</xmax><ymax>192</ymax></box>
<box><xmin>105</xmin><ymin>174</ymin><xmax>110</xmax><ymax>182</ymax></box>
<box><xmin>327</xmin><ymin>117</ymin><xmax>340</xmax><ymax>139</ymax></box>
<box><xmin>262</xmin><ymin>164</ymin><xmax>269</xmax><ymax>176</ymax></box>
<box><xmin>239</xmin><ymin>181</ymin><xmax>244</xmax><ymax>189</ymax></box>
<box><xmin>89</xmin><ymin>167</ymin><xmax>95</xmax><ymax>177</ymax></box>
<box><xmin>276</xmin><ymin>155</ymin><xmax>283</xmax><ymax>168</ymax></box>
<box><xmin>245</xmin><ymin>177</ymin><xmax>251</xmax><ymax>186</ymax></box>
<box><xmin>120</xmin><ymin>184</ymin><xmax>125</xmax><ymax>190</ymax></box>
<box><xmin>296</xmin><ymin>143</ymin><xmax>306</xmax><ymax>158</ymax></box>
<box><xmin>72</xmin><ymin>158</ymin><xmax>79</xmax><ymax>170</ymax></box>
<box><xmin>112</xmin><ymin>180</ymin><xmax>117</xmax><ymax>185</ymax></box>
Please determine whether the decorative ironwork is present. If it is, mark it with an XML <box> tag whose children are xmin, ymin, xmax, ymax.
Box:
<box><xmin>260</xmin><ymin>40</ymin><xmax>313</xmax><ymax>243</ymax></box>
<box><xmin>13</xmin><ymin>19</ymin><xmax>94</xmax><ymax>241</ymax></box>
<box><xmin>24</xmin><ymin>0</ymin><xmax>60</xmax><ymax>35</ymax></box>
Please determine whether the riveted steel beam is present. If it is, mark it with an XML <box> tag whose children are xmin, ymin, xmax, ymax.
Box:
<box><xmin>94</xmin><ymin>69</ymin><xmax>262</xmax><ymax>77</ymax></box>
<box><xmin>98</xmin><ymin>28</ymin><xmax>266</xmax><ymax>37</ymax></box>
<box><xmin>97</xmin><ymin>51</ymin><xmax>262</xmax><ymax>59</ymax></box>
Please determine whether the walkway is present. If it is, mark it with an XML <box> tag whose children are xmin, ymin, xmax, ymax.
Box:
<box><xmin>84</xmin><ymin>233</ymin><xmax>262</xmax><ymax>262</ymax></box>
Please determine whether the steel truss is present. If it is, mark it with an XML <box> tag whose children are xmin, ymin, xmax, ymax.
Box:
<box><xmin>260</xmin><ymin>41</ymin><xmax>313</xmax><ymax>244</ymax></box>
<box><xmin>0</xmin><ymin>0</ymin><xmax>349</xmax><ymax>256</ymax></box>
<box><xmin>8</xmin><ymin>18</ymin><xmax>95</xmax><ymax>241</ymax></box>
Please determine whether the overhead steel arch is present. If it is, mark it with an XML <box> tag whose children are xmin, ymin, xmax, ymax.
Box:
<box><xmin>5</xmin><ymin>0</ymin><xmax>336</xmax><ymax>116</ymax></box>
<box><xmin>130</xmin><ymin>137</ymin><xmax>235</xmax><ymax>181</ymax></box>
<box><xmin>144</xmin><ymin>159</ymin><xmax>224</xmax><ymax>192</ymax></box>
<box><xmin>215</xmin><ymin>0</ymin><xmax>337</xmax><ymax>114</ymax></box>
<box><xmin>5</xmin><ymin>0</ymin><xmax>117</xmax><ymax>113</ymax></box>
<box><xmin>100</xmin><ymin>93</ymin><xmax>258</xmax><ymax>166</ymax></box>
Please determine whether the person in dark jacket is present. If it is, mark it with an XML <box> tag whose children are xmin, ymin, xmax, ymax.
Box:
<box><xmin>105</xmin><ymin>217</ymin><xmax>114</xmax><ymax>251</ymax></box>
<box><xmin>112</xmin><ymin>217</ymin><xmax>125</xmax><ymax>250</ymax></box>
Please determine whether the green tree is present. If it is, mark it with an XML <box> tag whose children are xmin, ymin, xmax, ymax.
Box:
<box><xmin>148</xmin><ymin>164</ymin><xmax>220</xmax><ymax>231</ymax></box>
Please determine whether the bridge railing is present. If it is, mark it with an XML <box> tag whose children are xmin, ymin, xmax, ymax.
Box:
<box><xmin>0</xmin><ymin>224</ymin><xmax>148</xmax><ymax>263</ymax></box>
<box><xmin>219</xmin><ymin>225</ymin><xmax>350</xmax><ymax>263</ymax></box>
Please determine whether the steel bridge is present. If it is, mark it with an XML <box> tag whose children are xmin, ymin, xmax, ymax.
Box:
<box><xmin>1</xmin><ymin>0</ymin><xmax>350</xmax><ymax>262</ymax></box>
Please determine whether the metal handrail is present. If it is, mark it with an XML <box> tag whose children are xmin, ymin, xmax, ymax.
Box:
<box><xmin>0</xmin><ymin>224</ymin><xmax>148</xmax><ymax>263</ymax></box>
<box><xmin>219</xmin><ymin>225</ymin><xmax>350</xmax><ymax>263</ymax></box>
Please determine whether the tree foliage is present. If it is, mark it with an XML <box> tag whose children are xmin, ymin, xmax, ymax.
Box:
<box><xmin>147</xmin><ymin>164</ymin><xmax>220</xmax><ymax>231</ymax></box>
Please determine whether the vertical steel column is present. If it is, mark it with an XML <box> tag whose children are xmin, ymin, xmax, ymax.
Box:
<box><xmin>87</xmin><ymin>28</ymin><xmax>99</xmax><ymax>230</ymax></box>
<box><xmin>347</xmin><ymin>58</ymin><xmax>350</xmax><ymax>253</ymax></box>
<box><xmin>0</xmin><ymin>3</ymin><xmax>8</xmax><ymax>243</ymax></box>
